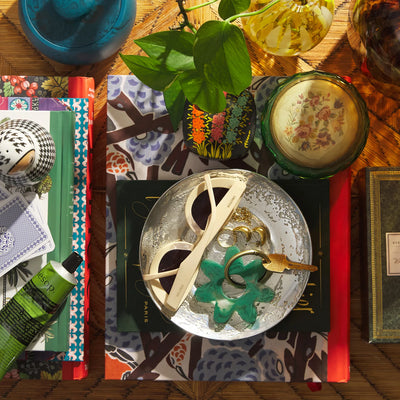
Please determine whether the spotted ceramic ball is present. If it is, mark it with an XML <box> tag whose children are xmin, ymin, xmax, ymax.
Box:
<box><xmin>0</xmin><ymin>128</ymin><xmax>35</xmax><ymax>176</ymax></box>
<box><xmin>0</xmin><ymin>119</ymin><xmax>56</xmax><ymax>187</ymax></box>
<box><xmin>182</xmin><ymin>90</ymin><xmax>256</xmax><ymax>160</ymax></box>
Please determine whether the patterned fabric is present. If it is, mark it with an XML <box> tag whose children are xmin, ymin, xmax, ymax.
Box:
<box><xmin>0</xmin><ymin>76</ymin><xmax>69</xmax><ymax>99</ymax></box>
<box><xmin>105</xmin><ymin>75</ymin><xmax>329</xmax><ymax>382</ymax></box>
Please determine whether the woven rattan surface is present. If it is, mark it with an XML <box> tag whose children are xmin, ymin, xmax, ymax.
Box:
<box><xmin>1</xmin><ymin>0</ymin><xmax>400</xmax><ymax>399</ymax></box>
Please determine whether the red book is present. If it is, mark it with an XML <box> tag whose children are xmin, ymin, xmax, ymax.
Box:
<box><xmin>327</xmin><ymin>168</ymin><xmax>351</xmax><ymax>382</ymax></box>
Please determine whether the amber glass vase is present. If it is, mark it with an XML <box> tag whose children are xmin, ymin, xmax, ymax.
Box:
<box><xmin>347</xmin><ymin>0</ymin><xmax>400</xmax><ymax>98</ymax></box>
<box><xmin>241</xmin><ymin>0</ymin><xmax>335</xmax><ymax>56</ymax></box>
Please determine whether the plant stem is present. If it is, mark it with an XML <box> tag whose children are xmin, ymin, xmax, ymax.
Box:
<box><xmin>184</xmin><ymin>0</ymin><xmax>219</xmax><ymax>12</ymax></box>
<box><xmin>176</xmin><ymin>0</ymin><xmax>197</xmax><ymax>33</ymax></box>
<box><xmin>226</xmin><ymin>0</ymin><xmax>281</xmax><ymax>23</ymax></box>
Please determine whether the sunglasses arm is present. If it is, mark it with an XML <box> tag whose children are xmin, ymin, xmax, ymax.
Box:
<box><xmin>205</xmin><ymin>173</ymin><xmax>217</xmax><ymax>212</ymax></box>
<box><xmin>143</xmin><ymin>267</ymin><xmax>179</xmax><ymax>281</ymax></box>
<box><xmin>164</xmin><ymin>180</ymin><xmax>246</xmax><ymax>312</ymax></box>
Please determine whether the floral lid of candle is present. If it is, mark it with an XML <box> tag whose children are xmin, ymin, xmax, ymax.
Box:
<box><xmin>261</xmin><ymin>71</ymin><xmax>369</xmax><ymax>179</ymax></box>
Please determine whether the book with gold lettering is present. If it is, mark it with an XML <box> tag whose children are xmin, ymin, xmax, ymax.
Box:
<box><xmin>115</xmin><ymin>179</ymin><xmax>330</xmax><ymax>333</ymax></box>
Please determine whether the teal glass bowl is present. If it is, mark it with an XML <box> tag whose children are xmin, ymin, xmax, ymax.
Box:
<box><xmin>19</xmin><ymin>0</ymin><xmax>136</xmax><ymax>65</ymax></box>
<box><xmin>261</xmin><ymin>71</ymin><xmax>369</xmax><ymax>179</ymax></box>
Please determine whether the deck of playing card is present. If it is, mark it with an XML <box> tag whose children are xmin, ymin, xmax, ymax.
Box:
<box><xmin>0</xmin><ymin>183</ymin><xmax>54</xmax><ymax>277</ymax></box>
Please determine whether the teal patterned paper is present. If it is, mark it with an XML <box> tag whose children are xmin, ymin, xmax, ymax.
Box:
<box><xmin>60</xmin><ymin>98</ymin><xmax>89</xmax><ymax>361</ymax></box>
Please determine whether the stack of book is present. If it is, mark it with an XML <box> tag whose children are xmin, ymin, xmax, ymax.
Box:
<box><xmin>104</xmin><ymin>75</ymin><xmax>350</xmax><ymax>383</ymax></box>
<box><xmin>0</xmin><ymin>76</ymin><xmax>94</xmax><ymax>380</ymax></box>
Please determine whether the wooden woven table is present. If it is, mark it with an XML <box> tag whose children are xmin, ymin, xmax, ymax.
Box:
<box><xmin>1</xmin><ymin>0</ymin><xmax>400</xmax><ymax>398</ymax></box>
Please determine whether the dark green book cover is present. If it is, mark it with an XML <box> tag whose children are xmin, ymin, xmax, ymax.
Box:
<box><xmin>272</xmin><ymin>180</ymin><xmax>330</xmax><ymax>332</ymax></box>
<box><xmin>116</xmin><ymin>180</ymin><xmax>180</xmax><ymax>332</ymax></box>
<box><xmin>46</xmin><ymin>110</ymin><xmax>76</xmax><ymax>351</ymax></box>
<box><xmin>364</xmin><ymin>167</ymin><xmax>400</xmax><ymax>343</ymax></box>
<box><xmin>116</xmin><ymin>178</ymin><xmax>330</xmax><ymax>333</ymax></box>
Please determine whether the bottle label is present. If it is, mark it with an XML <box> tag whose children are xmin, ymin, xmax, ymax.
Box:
<box><xmin>31</xmin><ymin>263</ymin><xmax>75</xmax><ymax>304</ymax></box>
<box><xmin>0</xmin><ymin>297</ymin><xmax>43</xmax><ymax>346</ymax></box>
<box><xmin>24</xmin><ymin>280</ymin><xmax>58</xmax><ymax>313</ymax></box>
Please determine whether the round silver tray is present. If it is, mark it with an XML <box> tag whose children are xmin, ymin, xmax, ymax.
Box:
<box><xmin>139</xmin><ymin>169</ymin><xmax>312</xmax><ymax>340</ymax></box>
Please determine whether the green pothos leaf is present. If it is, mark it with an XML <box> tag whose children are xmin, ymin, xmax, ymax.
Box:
<box><xmin>178</xmin><ymin>69</ymin><xmax>226</xmax><ymax>114</ymax></box>
<box><xmin>120</xmin><ymin>53</ymin><xmax>177</xmax><ymax>91</ymax></box>
<box><xmin>193</xmin><ymin>21</ymin><xmax>252</xmax><ymax>95</ymax></box>
<box><xmin>134</xmin><ymin>30</ymin><xmax>195</xmax><ymax>71</ymax></box>
<box><xmin>163</xmin><ymin>78</ymin><xmax>187</xmax><ymax>131</ymax></box>
<box><xmin>218</xmin><ymin>0</ymin><xmax>251</xmax><ymax>19</ymax></box>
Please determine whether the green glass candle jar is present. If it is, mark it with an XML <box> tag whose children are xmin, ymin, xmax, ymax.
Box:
<box><xmin>261</xmin><ymin>71</ymin><xmax>369</xmax><ymax>179</ymax></box>
<box><xmin>242</xmin><ymin>0</ymin><xmax>335</xmax><ymax>56</ymax></box>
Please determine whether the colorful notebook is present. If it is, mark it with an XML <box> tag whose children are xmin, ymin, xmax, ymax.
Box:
<box><xmin>0</xmin><ymin>75</ymin><xmax>94</xmax><ymax>380</ymax></box>
<box><xmin>105</xmin><ymin>75</ymin><xmax>350</xmax><ymax>382</ymax></box>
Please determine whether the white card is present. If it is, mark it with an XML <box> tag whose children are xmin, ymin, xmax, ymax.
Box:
<box><xmin>0</xmin><ymin>193</ymin><xmax>52</xmax><ymax>277</ymax></box>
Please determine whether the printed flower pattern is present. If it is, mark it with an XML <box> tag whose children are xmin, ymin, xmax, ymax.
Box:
<box><xmin>125</xmin><ymin>130</ymin><xmax>175</xmax><ymax>166</ymax></box>
<box><xmin>183</xmin><ymin>90</ymin><xmax>256</xmax><ymax>160</ymax></box>
<box><xmin>191</xmin><ymin>106</ymin><xmax>208</xmax><ymax>145</ymax></box>
<box><xmin>9</xmin><ymin>98</ymin><xmax>29</xmax><ymax>110</ymax></box>
<box><xmin>284</xmin><ymin>90</ymin><xmax>345</xmax><ymax>152</ymax></box>
<box><xmin>210</xmin><ymin>112</ymin><xmax>225</xmax><ymax>143</ymax></box>
<box><xmin>106</xmin><ymin>151</ymin><xmax>129</xmax><ymax>175</ymax></box>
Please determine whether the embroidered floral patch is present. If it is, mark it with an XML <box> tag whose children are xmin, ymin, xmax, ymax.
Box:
<box><xmin>284</xmin><ymin>90</ymin><xmax>345</xmax><ymax>152</ymax></box>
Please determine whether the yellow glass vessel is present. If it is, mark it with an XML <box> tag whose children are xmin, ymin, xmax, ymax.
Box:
<box><xmin>242</xmin><ymin>0</ymin><xmax>335</xmax><ymax>56</ymax></box>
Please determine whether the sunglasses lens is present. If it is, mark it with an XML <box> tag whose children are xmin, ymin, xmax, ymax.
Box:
<box><xmin>191</xmin><ymin>187</ymin><xmax>229</xmax><ymax>230</ymax></box>
<box><xmin>158</xmin><ymin>249</ymin><xmax>191</xmax><ymax>292</ymax></box>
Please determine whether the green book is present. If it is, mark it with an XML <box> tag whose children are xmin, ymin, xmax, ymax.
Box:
<box><xmin>271</xmin><ymin>180</ymin><xmax>330</xmax><ymax>332</ymax></box>
<box><xmin>116</xmin><ymin>178</ymin><xmax>330</xmax><ymax>333</ymax></box>
<box><xmin>45</xmin><ymin>110</ymin><xmax>76</xmax><ymax>351</ymax></box>
<box><xmin>116</xmin><ymin>180</ymin><xmax>180</xmax><ymax>332</ymax></box>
